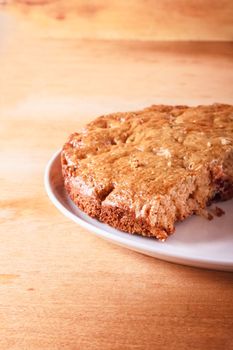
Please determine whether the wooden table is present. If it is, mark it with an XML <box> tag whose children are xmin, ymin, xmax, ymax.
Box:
<box><xmin>0</xmin><ymin>13</ymin><xmax>233</xmax><ymax>350</ymax></box>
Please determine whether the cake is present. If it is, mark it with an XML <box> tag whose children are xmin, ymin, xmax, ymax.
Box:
<box><xmin>61</xmin><ymin>104</ymin><xmax>233</xmax><ymax>240</ymax></box>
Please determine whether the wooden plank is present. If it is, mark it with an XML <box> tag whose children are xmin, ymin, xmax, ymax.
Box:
<box><xmin>2</xmin><ymin>0</ymin><xmax>233</xmax><ymax>41</ymax></box>
<box><xmin>0</xmin><ymin>13</ymin><xmax>233</xmax><ymax>350</ymax></box>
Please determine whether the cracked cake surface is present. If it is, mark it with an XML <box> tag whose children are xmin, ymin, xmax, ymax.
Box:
<box><xmin>61</xmin><ymin>104</ymin><xmax>233</xmax><ymax>240</ymax></box>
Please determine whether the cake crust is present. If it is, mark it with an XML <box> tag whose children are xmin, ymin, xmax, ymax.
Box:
<box><xmin>61</xmin><ymin>104</ymin><xmax>233</xmax><ymax>240</ymax></box>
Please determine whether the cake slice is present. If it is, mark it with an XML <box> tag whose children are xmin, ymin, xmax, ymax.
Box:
<box><xmin>61</xmin><ymin>104</ymin><xmax>233</xmax><ymax>240</ymax></box>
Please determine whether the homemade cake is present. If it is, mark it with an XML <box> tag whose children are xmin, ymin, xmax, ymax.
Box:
<box><xmin>61</xmin><ymin>104</ymin><xmax>233</xmax><ymax>240</ymax></box>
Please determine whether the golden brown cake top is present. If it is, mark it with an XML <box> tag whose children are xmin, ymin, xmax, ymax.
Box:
<box><xmin>62</xmin><ymin>104</ymin><xmax>233</xmax><ymax>208</ymax></box>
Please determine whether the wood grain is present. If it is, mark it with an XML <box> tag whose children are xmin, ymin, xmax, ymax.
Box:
<box><xmin>1</xmin><ymin>0</ymin><xmax>233</xmax><ymax>41</ymax></box>
<box><xmin>0</xmin><ymin>13</ymin><xmax>233</xmax><ymax>350</ymax></box>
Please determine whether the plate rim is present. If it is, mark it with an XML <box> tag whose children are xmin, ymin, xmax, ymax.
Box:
<box><xmin>44</xmin><ymin>149</ymin><xmax>233</xmax><ymax>271</ymax></box>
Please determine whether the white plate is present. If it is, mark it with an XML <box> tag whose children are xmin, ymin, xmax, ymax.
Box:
<box><xmin>45</xmin><ymin>150</ymin><xmax>233</xmax><ymax>271</ymax></box>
